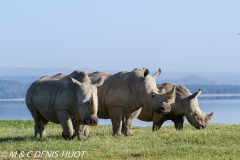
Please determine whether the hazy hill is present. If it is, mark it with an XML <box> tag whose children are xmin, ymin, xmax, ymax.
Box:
<box><xmin>156</xmin><ymin>71</ymin><xmax>240</xmax><ymax>85</ymax></box>
<box><xmin>0</xmin><ymin>67</ymin><xmax>240</xmax><ymax>85</ymax></box>
<box><xmin>0</xmin><ymin>73</ymin><xmax>240</xmax><ymax>99</ymax></box>
<box><xmin>0</xmin><ymin>75</ymin><xmax>40</xmax><ymax>84</ymax></box>
<box><xmin>185</xmin><ymin>84</ymin><xmax>240</xmax><ymax>94</ymax></box>
<box><xmin>157</xmin><ymin>74</ymin><xmax>217</xmax><ymax>85</ymax></box>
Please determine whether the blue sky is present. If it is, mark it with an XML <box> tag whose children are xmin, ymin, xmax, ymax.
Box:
<box><xmin>0</xmin><ymin>1</ymin><xmax>240</xmax><ymax>73</ymax></box>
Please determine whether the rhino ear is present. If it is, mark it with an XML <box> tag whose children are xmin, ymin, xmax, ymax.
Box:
<box><xmin>158</xmin><ymin>88</ymin><xmax>165</xmax><ymax>93</ymax></box>
<box><xmin>152</xmin><ymin>68</ymin><xmax>161</xmax><ymax>78</ymax></box>
<box><xmin>95</xmin><ymin>76</ymin><xmax>105</xmax><ymax>87</ymax></box>
<box><xmin>189</xmin><ymin>89</ymin><xmax>202</xmax><ymax>100</ymax></box>
<box><xmin>67</xmin><ymin>76</ymin><xmax>82</xmax><ymax>86</ymax></box>
<box><xmin>143</xmin><ymin>68</ymin><xmax>149</xmax><ymax>77</ymax></box>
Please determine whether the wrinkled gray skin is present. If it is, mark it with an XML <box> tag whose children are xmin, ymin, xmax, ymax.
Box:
<box><xmin>25</xmin><ymin>72</ymin><xmax>105</xmax><ymax>140</ymax></box>
<box><xmin>138</xmin><ymin>83</ymin><xmax>213</xmax><ymax>131</ymax></box>
<box><xmin>85</xmin><ymin>68</ymin><xmax>176</xmax><ymax>137</ymax></box>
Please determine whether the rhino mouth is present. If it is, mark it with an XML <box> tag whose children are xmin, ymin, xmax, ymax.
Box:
<box><xmin>83</xmin><ymin>115</ymin><xmax>98</xmax><ymax>126</ymax></box>
<box><xmin>195</xmin><ymin>124</ymin><xmax>206</xmax><ymax>129</ymax></box>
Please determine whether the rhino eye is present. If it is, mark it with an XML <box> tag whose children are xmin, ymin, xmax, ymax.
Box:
<box><xmin>194</xmin><ymin>111</ymin><xmax>199</xmax><ymax>116</ymax></box>
<box><xmin>85</xmin><ymin>99</ymin><xmax>91</xmax><ymax>105</ymax></box>
<box><xmin>152</xmin><ymin>94</ymin><xmax>155</xmax><ymax>98</ymax></box>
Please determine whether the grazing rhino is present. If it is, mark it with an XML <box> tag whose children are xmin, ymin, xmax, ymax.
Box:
<box><xmin>25</xmin><ymin>71</ymin><xmax>105</xmax><ymax>140</ymax></box>
<box><xmin>137</xmin><ymin>83</ymin><xmax>213</xmax><ymax>131</ymax></box>
<box><xmin>85</xmin><ymin>68</ymin><xmax>176</xmax><ymax>137</ymax></box>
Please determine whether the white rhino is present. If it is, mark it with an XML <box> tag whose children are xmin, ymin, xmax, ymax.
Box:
<box><xmin>137</xmin><ymin>83</ymin><xmax>213</xmax><ymax>131</ymax></box>
<box><xmin>85</xmin><ymin>68</ymin><xmax>176</xmax><ymax>137</ymax></box>
<box><xmin>25</xmin><ymin>71</ymin><xmax>105</xmax><ymax>140</ymax></box>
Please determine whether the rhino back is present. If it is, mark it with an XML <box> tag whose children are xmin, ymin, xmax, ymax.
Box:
<box><xmin>103</xmin><ymin>71</ymin><xmax>136</xmax><ymax>107</ymax></box>
<box><xmin>26</xmin><ymin>76</ymin><xmax>76</xmax><ymax>123</ymax></box>
<box><xmin>69</xmin><ymin>70</ymin><xmax>92</xmax><ymax>83</ymax></box>
<box><xmin>157</xmin><ymin>83</ymin><xmax>191</xmax><ymax>115</ymax></box>
<box><xmin>157</xmin><ymin>83</ymin><xmax>191</xmax><ymax>99</ymax></box>
<box><xmin>87</xmin><ymin>71</ymin><xmax>113</xmax><ymax>118</ymax></box>
<box><xmin>88</xmin><ymin>71</ymin><xmax>112</xmax><ymax>83</ymax></box>
<box><xmin>88</xmin><ymin>70</ymin><xmax>145</xmax><ymax>118</ymax></box>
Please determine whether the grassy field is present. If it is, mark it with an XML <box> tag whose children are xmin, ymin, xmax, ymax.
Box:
<box><xmin>0</xmin><ymin>120</ymin><xmax>240</xmax><ymax>160</ymax></box>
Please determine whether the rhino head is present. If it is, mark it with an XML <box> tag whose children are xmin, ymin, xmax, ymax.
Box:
<box><xmin>140</xmin><ymin>68</ymin><xmax>175</xmax><ymax>114</ymax></box>
<box><xmin>183</xmin><ymin>89</ymin><xmax>213</xmax><ymax>129</ymax></box>
<box><xmin>68</xmin><ymin>76</ymin><xmax>105</xmax><ymax>126</ymax></box>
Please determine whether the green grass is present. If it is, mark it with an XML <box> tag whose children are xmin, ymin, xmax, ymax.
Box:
<box><xmin>0</xmin><ymin>120</ymin><xmax>240</xmax><ymax>160</ymax></box>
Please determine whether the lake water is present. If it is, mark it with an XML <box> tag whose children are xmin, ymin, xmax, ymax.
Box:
<box><xmin>0</xmin><ymin>99</ymin><xmax>239</xmax><ymax>126</ymax></box>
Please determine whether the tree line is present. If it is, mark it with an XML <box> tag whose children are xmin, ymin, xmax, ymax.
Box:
<box><xmin>185</xmin><ymin>84</ymin><xmax>240</xmax><ymax>94</ymax></box>
<box><xmin>0</xmin><ymin>80</ymin><xmax>30</xmax><ymax>99</ymax></box>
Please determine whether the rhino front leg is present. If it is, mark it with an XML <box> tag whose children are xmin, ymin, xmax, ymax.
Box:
<box><xmin>84</xmin><ymin>126</ymin><xmax>90</xmax><ymax>137</ymax></box>
<box><xmin>123</xmin><ymin>118</ymin><xmax>134</xmax><ymax>136</ymax></box>
<box><xmin>57</xmin><ymin>110</ymin><xmax>74</xmax><ymax>140</ymax></box>
<box><xmin>152</xmin><ymin>113</ymin><xmax>166</xmax><ymax>131</ymax></box>
<box><xmin>108</xmin><ymin>107</ymin><xmax>123</xmax><ymax>137</ymax></box>
<box><xmin>72</xmin><ymin>120</ymin><xmax>89</xmax><ymax>141</ymax></box>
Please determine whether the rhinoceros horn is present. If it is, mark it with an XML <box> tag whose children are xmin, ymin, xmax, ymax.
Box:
<box><xmin>207</xmin><ymin>112</ymin><xmax>214</xmax><ymax>121</ymax></box>
<box><xmin>90</xmin><ymin>92</ymin><xmax>95</xmax><ymax>106</ymax></box>
<box><xmin>89</xmin><ymin>93</ymin><xmax>97</xmax><ymax>114</ymax></box>
<box><xmin>152</xmin><ymin>68</ymin><xmax>161</xmax><ymax>78</ymax></box>
<box><xmin>189</xmin><ymin>89</ymin><xmax>202</xmax><ymax>100</ymax></box>
<box><xmin>167</xmin><ymin>85</ymin><xmax>176</xmax><ymax>100</ymax></box>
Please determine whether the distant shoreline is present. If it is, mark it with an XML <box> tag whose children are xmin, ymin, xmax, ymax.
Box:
<box><xmin>1</xmin><ymin>94</ymin><xmax>240</xmax><ymax>102</ymax></box>
<box><xmin>0</xmin><ymin>98</ymin><xmax>25</xmax><ymax>102</ymax></box>
<box><xmin>199</xmin><ymin>94</ymin><xmax>240</xmax><ymax>97</ymax></box>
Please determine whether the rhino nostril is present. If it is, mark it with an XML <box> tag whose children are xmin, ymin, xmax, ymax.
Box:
<box><xmin>159</xmin><ymin>107</ymin><xmax>165</xmax><ymax>111</ymax></box>
<box><xmin>198</xmin><ymin>125</ymin><xmax>205</xmax><ymax>129</ymax></box>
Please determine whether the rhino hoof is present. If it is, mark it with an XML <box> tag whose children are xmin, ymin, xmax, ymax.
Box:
<box><xmin>85</xmin><ymin>133</ymin><xmax>91</xmax><ymax>137</ymax></box>
<box><xmin>112</xmin><ymin>133</ymin><xmax>122</xmax><ymax>138</ymax></box>
<box><xmin>125</xmin><ymin>133</ymin><xmax>133</xmax><ymax>136</ymax></box>
<box><xmin>78</xmin><ymin>136</ymin><xmax>88</xmax><ymax>141</ymax></box>
<box><xmin>62</xmin><ymin>132</ymin><xmax>75</xmax><ymax>140</ymax></box>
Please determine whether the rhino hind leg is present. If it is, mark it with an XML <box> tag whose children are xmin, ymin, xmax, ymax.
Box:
<box><xmin>121</xmin><ymin>118</ymin><xmax>125</xmax><ymax>134</ymax></box>
<box><xmin>26</xmin><ymin>103</ymin><xmax>48</xmax><ymax>138</ymax></box>
<box><xmin>32</xmin><ymin>109</ymin><xmax>48</xmax><ymax>138</ymax></box>
<box><xmin>108</xmin><ymin>107</ymin><xmax>123</xmax><ymax>137</ymax></box>
<box><xmin>173</xmin><ymin>116</ymin><xmax>184</xmax><ymax>130</ymax></box>
<box><xmin>123</xmin><ymin>110</ymin><xmax>140</xmax><ymax>136</ymax></box>
<box><xmin>123</xmin><ymin>120</ymin><xmax>133</xmax><ymax>136</ymax></box>
<box><xmin>152</xmin><ymin>121</ymin><xmax>164</xmax><ymax>131</ymax></box>
<box><xmin>37</xmin><ymin>117</ymin><xmax>48</xmax><ymax>138</ymax></box>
